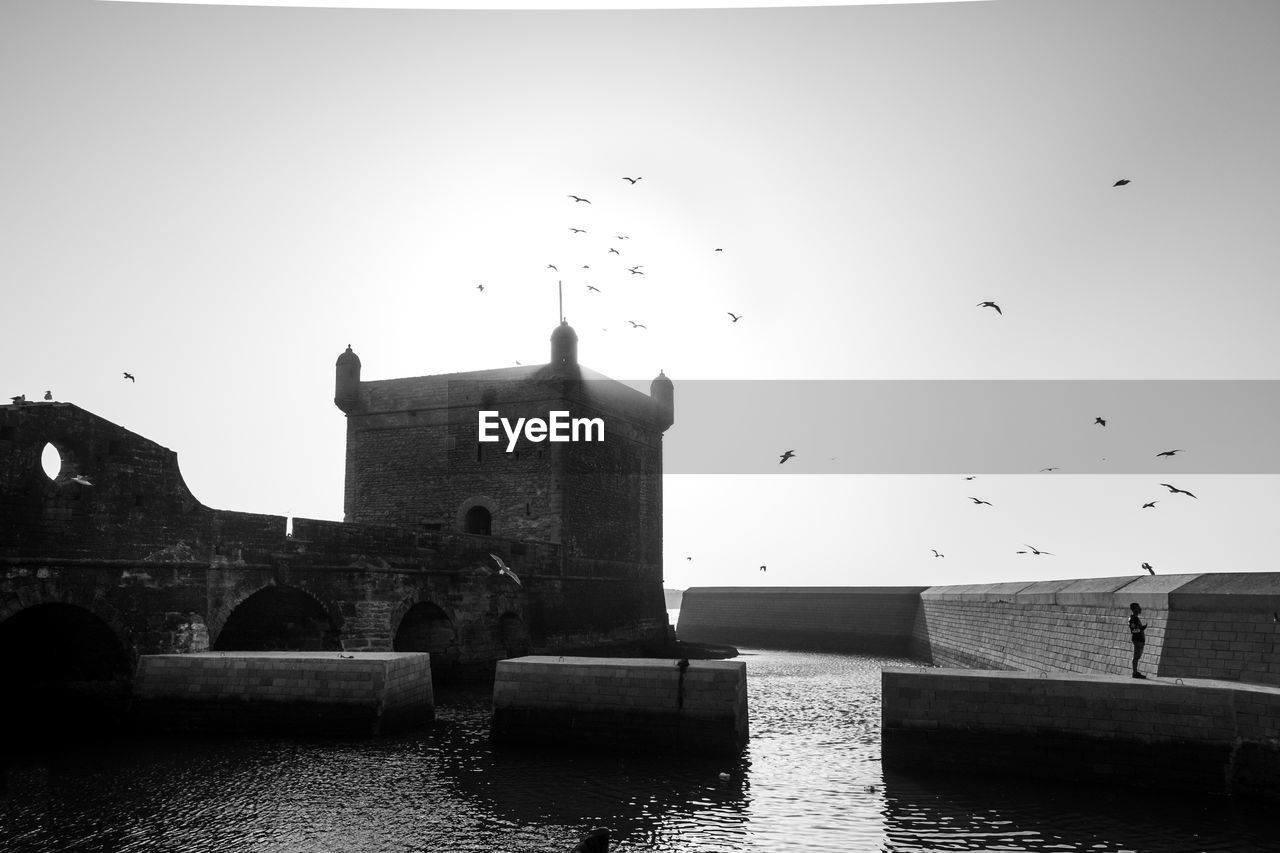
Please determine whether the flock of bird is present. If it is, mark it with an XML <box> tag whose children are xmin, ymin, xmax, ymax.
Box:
<box><xmin>469</xmin><ymin>177</ymin><xmax>738</xmax><ymax>337</ymax></box>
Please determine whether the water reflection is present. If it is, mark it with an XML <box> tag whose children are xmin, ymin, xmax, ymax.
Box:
<box><xmin>1</xmin><ymin>649</ymin><xmax>1274</xmax><ymax>853</ymax></box>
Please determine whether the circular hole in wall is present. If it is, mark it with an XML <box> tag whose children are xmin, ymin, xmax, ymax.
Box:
<box><xmin>41</xmin><ymin>442</ymin><xmax>63</xmax><ymax>480</ymax></box>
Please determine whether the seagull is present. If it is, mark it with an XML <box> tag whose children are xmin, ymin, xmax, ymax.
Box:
<box><xmin>628</xmin><ymin>320</ymin><xmax>647</xmax><ymax>329</ymax></box>
<box><xmin>547</xmin><ymin>264</ymin><xmax>558</xmax><ymax>271</ymax></box>
<box><xmin>9</xmin><ymin>394</ymin><xmax>24</xmax><ymax>404</ymax></box>
<box><xmin>1141</xmin><ymin>562</ymin><xmax>1155</xmax><ymax>575</ymax></box>
<box><xmin>1142</xmin><ymin>501</ymin><xmax>1159</xmax><ymax>509</ymax></box>
<box><xmin>779</xmin><ymin>450</ymin><xmax>795</xmax><ymax>464</ymax></box>
<box><xmin>728</xmin><ymin>312</ymin><xmax>742</xmax><ymax>323</ymax></box>
<box><xmin>568</xmin><ymin>195</ymin><xmax>591</xmax><ymax>204</ymax></box>
<box><xmin>569</xmin><ymin>228</ymin><xmax>585</xmax><ymax>234</ymax></box>
<box><xmin>964</xmin><ymin>476</ymin><xmax>976</xmax><ymax>481</ymax></box>
<box><xmin>977</xmin><ymin>301</ymin><xmax>1002</xmax><ymax>315</ymax></box>
<box><xmin>123</xmin><ymin>372</ymin><xmax>135</xmax><ymax>382</ymax></box>
<box><xmin>759</xmin><ymin>565</ymin><xmax>767</xmax><ymax>572</ymax></box>
<box><xmin>1023</xmin><ymin>544</ymin><xmax>1054</xmax><ymax>556</ymax></box>
<box><xmin>475</xmin><ymin>283</ymin><xmax>484</xmax><ymax>291</ymax></box>
<box><xmin>70</xmin><ymin>474</ymin><xmax>93</xmax><ymax>486</ymax></box>
<box><xmin>1113</xmin><ymin>179</ymin><xmax>1131</xmax><ymax>187</ymax></box>
<box><xmin>44</xmin><ymin>390</ymin><xmax>52</xmax><ymax>401</ymax></box>
<box><xmin>714</xmin><ymin>248</ymin><xmax>723</xmax><ymax>252</ymax></box>
<box><xmin>1160</xmin><ymin>483</ymin><xmax>1197</xmax><ymax>499</ymax></box>
<box><xmin>622</xmin><ymin>176</ymin><xmax>642</xmax><ymax>184</ymax></box>
<box><xmin>338</xmin><ymin>653</ymin><xmax>355</xmax><ymax>659</ymax></box>
<box><xmin>608</xmin><ymin>248</ymin><xmax>621</xmax><ymax>255</ymax></box>
<box><xmin>1156</xmin><ymin>449</ymin><xmax>1184</xmax><ymax>458</ymax></box>
<box><xmin>1095</xmin><ymin>417</ymin><xmax>1106</xmax><ymax>426</ymax></box>
<box><xmin>586</xmin><ymin>285</ymin><xmax>601</xmax><ymax>292</ymax></box>
<box><xmin>615</xmin><ymin>235</ymin><xmax>630</xmax><ymax>240</ymax></box>
<box><xmin>969</xmin><ymin>497</ymin><xmax>993</xmax><ymax>506</ymax></box>
<box><xmin>489</xmin><ymin>553</ymin><xmax>523</xmax><ymax>586</ymax></box>
<box><xmin>628</xmin><ymin>268</ymin><xmax>644</xmax><ymax>275</ymax></box>
<box><xmin>1039</xmin><ymin>467</ymin><xmax>1059</xmax><ymax>472</ymax></box>
<box><xmin>931</xmin><ymin>549</ymin><xmax>944</xmax><ymax>558</ymax></box>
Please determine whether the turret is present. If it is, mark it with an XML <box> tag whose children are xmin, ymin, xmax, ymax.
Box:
<box><xmin>549</xmin><ymin>321</ymin><xmax>579</xmax><ymax>375</ymax></box>
<box><xmin>334</xmin><ymin>345</ymin><xmax>361</xmax><ymax>413</ymax></box>
<box><xmin>650</xmin><ymin>369</ymin><xmax>674</xmax><ymax>430</ymax></box>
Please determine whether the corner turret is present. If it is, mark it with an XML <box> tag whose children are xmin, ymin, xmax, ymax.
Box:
<box><xmin>650</xmin><ymin>369</ymin><xmax>674</xmax><ymax>430</ymax></box>
<box><xmin>334</xmin><ymin>345</ymin><xmax>361</xmax><ymax>413</ymax></box>
<box><xmin>550</xmin><ymin>321</ymin><xmax>579</xmax><ymax>375</ymax></box>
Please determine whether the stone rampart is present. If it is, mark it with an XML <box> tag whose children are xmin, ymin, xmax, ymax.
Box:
<box><xmin>882</xmin><ymin>667</ymin><xmax>1280</xmax><ymax>801</ymax></box>
<box><xmin>132</xmin><ymin>651</ymin><xmax>433</xmax><ymax>735</ymax></box>
<box><xmin>490</xmin><ymin>656</ymin><xmax>748</xmax><ymax>755</ymax></box>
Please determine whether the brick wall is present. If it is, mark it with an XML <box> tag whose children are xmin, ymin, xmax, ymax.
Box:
<box><xmin>133</xmin><ymin>651</ymin><xmax>433</xmax><ymax>734</ymax></box>
<box><xmin>677</xmin><ymin>587</ymin><xmax>927</xmax><ymax>652</ymax></box>
<box><xmin>882</xmin><ymin>668</ymin><xmax>1280</xmax><ymax>800</ymax></box>
<box><xmin>491</xmin><ymin>655</ymin><xmax>747</xmax><ymax>755</ymax></box>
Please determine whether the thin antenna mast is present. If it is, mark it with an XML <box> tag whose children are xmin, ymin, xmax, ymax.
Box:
<box><xmin>558</xmin><ymin>280</ymin><xmax>564</xmax><ymax>323</ymax></box>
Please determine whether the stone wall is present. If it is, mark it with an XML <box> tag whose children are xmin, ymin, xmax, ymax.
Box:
<box><xmin>882</xmin><ymin>667</ymin><xmax>1280</xmax><ymax>801</ymax></box>
<box><xmin>132</xmin><ymin>651</ymin><xmax>434</xmax><ymax>735</ymax></box>
<box><xmin>677</xmin><ymin>587</ymin><xmax>927</xmax><ymax>653</ymax></box>
<box><xmin>491</xmin><ymin>656</ymin><xmax>748</xmax><ymax>755</ymax></box>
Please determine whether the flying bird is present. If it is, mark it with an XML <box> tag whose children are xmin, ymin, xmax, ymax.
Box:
<box><xmin>628</xmin><ymin>268</ymin><xmax>645</xmax><ymax>275</ymax></box>
<box><xmin>977</xmin><ymin>301</ymin><xmax>1002</xmax><ymax>315</ymax></box>
<box><xmin>615</xmin><ymin>235</ymin><xmax>629</xmax><ymax>240</ymax></box>
<box><xmin>586</xmin><ymin>285</ymin><xmax>601</xmax><ymax>292</ymax></box>
<box><xmin>568</xmin><ymin>195</ymin><xmax>591</xmax><ymax>204</ymax></box>
<box><xmin>70</xmin><ymin>474</ymin><xmax>93</xmax><ymax>486</ymax></box>
<box><xmin>1141</xmin><ymin>501</ymin><xmax>1159</xmax><ymax>509</ymax></box>
<box><xmin>759</xmin><ymin>565</ymin><xmax>767</xmax><ymax>572</ymax></box>
<box><xmin>931</xmin><ymin>549</ymin><xmax>944</xmax><ymax>558</ymax></box>
<box><xmin>969</xmin><ymin>497</ymin><xmax>993</xmax><ymax>506</ymax></box>
<box><xmin>608</xmin><ymin>248</ymin><xmax>621</xmax><ymax>255</ymax></box>
<box><xmin>963</xmin><ymin>476</ymin><xmax>976</xmax><ymax>481</ymax></box>
<box><xmin>569</xmin><ymin>228</ymin><xmax>586</xmax><ymax>234</ymax></box>
<box><xmin>1160</xmin><ymin>483</ymin><xmax>1197</xmax><ymax>499</ymax></box>
<box><xmin>547</xmin><ymin>264</ymin><xmax>558</xmax><ymax>271</ymax></box>
<box><xmin>1113</xmin><ymin>179</ymin><xmax>1131</xmax><ymax>187</ymax></box>
<box><xmin>1023</xmin><ymin>544</ymin><xmax>1054</xmax><ymax>556</ymax></box>
<box><xmin>622</xmin><ymin>177</ymin><xmax>642</xmax><ymax>184</ymax></box>
<box><xmin>489</xmin><ymin>553</ymin><xmax>523</xmax><ymax>586</ymax></box>
<box><xmin>728</xmin><ymin>312</ymin><xmax>742</xmax><ymax>323</ymax></box>
<box><xmin>714</xmin><ymin>248</ymin><xmax>723</xmax><ymax>252</ymax></box>
<box><xmin>1156</xmin><ymin>450</ymin><xmax>1184</xmax><ymax>458</ymax></box>
<box><xmin>779</xmin><ymin>450</ymin><xmax>796</xmax><ymax>464</ymax></box>
<box><xmin>123</xmin><ymin>372</ymin><xmax>135</xmax><ymax>382</ymax></box>
<box><xmin>686</xmin><ymin>556</ymin><xmax>692</xmax><ymax>560</ymax></box>
<box><xmin>627</xmin><ymin>320</ymin><xmax>646</xmax><ymax>329</ymax></box>
<box><xmin>44</xmin><ymin>390</ymin><xmax>52</xmax><ymax>401</ymax></box>
<box><xmin>1141</xmin><ymin>562</ymin><xmax>1155</xmax><ymax>575</ymax></box>
<box><xmin>475</xmin><ymin>284</ymin><xmax>484</xmax><ymax>292</ymax></box>
<box><xmin>1094</xmin><ymin>417</ymin><xmax>1106</xmax><ymax>426</ymax></box>
<box><xmin>1039</xmin><ymin>467</ymin><xmax>1059</xmax><ymax>472</ymax></box>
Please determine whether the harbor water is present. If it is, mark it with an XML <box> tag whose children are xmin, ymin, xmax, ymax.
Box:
<box><xmin>1</xmin><ymin>645</ymin><xmax>1273</xmax><ymax>852</ymax></box>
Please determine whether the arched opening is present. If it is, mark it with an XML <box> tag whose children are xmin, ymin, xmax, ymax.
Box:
<box><xmin>464</xmin><ymin>505</ymin><xmax>492</xmax><ymax>535</ymax></box>
<box><xmin>0</xmin><ymin>603</ymin><xmax>131</xmax><ymax>739</ymax></box>
<box><xmin>499</xmin><ymin>611</ymin><xmax>530</xmax><ymax>659</ymax></box>
<box><xmin>213</xmin><ymin>586</ymin><xmax>340</xmax><ymax>652</ymax></box>
<box><xmin>394</xmin><ymin>601</ymin><xmax>460</xmax><ymax>682</ymax></box>
<box><xmin>40</xmin><ymin>442</ymin><xmax>63</xmax><ymax>480</ymax></box>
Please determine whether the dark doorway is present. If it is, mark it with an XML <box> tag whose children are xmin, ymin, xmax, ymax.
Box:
<box><xmin>499</xmin><ymin>612</ymin><xmax>530</xmax><ymax>659</ymax></box>
<box><xmin>464</xmin><ymin>505</ymin><xmax>492</xmax><ymax>535</ymax></box>
<box><xmin>213</xmin><ymin>586</ymin><xmax>340</xmax><ymax>651</ymax></box>
<box><xmin>394</xmin><ymin>601</ymin><xmax>460</xmax><ymax>681</ymax></box>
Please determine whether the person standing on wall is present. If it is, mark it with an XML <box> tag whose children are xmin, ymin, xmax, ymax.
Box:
<box><xmin>1128</xmin><ymin>602</ymin><xmax>1148</xmax><ymax>679</ymax></box>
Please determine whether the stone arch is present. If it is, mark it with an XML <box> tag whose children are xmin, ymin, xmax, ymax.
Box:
<box><xmin>499</xmin><ymin>610</ymin><xmax>530</xmax><ymax>659</ymax></box>
<box><xmin>393</xmin><ymin>598</ymin><xmax>461</xmax><ymax>681</ymax></box>
<box><xmin>211</xmin><ymin>584</ymin><xmax>342</xmax><ymax>652</ymax></box>
<box><xmin>457</xmin><ymin>495</ymin><xmax>497</xmax><ymax>535</ymax></box>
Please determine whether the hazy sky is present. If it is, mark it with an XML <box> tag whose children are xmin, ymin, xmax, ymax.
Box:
<box><xmin>4</xmin><ymin>0</ymin><xmax>1279</xmax><ymax>589</ymax></box>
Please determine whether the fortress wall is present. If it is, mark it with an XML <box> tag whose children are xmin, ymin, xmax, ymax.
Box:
<box><xmin>491</xmin><ymin>656</ymin><xmax>748</xmax><ymax>756</ymax></box>
<box><xmin>882</xmin><ymin>668</ymin><xmax>1280</xmax><ymax>800</ymax></box>
<box><xmin>683</xmin><ymin>575</ymin><xmax>1280</xmax><ymax>685</ymax></box>
<box><xmin>677</xmin><ymin>587</ymin><xmax>927</xmax><ymax>653</ymax></box>
<box><xmin>132</xmin><ymin>651</ymin><xmax>434</xmax><ymax>735</ymax></box>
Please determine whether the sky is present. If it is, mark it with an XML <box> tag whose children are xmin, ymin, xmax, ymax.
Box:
<box><xmin>3</xmin><ymin>0</ymin><xmax>1279</xmax><ymax>591</ymax></box>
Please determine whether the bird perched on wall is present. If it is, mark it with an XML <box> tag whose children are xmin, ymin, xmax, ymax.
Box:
<box><xmin>1142</xmin><ymin>562</ymin><xmax>1155</xmax><ymax>575</ymax></box>
<box><xmin>779</xmin><ymin>450</ymin><xmax>795</xmax><ymax>464</ymax></box>
<box><xmin>9</xmin><ymin>394</ymin><xmax>24</xmax><ymax>404</ymax></box>
<box><xmin>977</xmin><ymin>301</ymin><xmax>1002</xmax><ymax>315</ymax></box>
<box><xmin>44</xmin><ymin>390</ymin><xmax>52</xmax><ymax>400</ymax></box>
<box><xmin>123</xmin><ymin>372</ymin><xmax>135</xmax><ymax>382</ymax></box>
<box><xmin>1160</xmin><ymin>483</ymin><xmax>1197</xmax><ymax>499</ymax></box>
<box><xmin>489</xmin><ymin>553</ymin><xmax>522</xmax><ymax>586</ymax></box>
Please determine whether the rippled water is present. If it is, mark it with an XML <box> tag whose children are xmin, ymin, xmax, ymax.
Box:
<box><xmin>1</xmin><ymin>649</ymin><xmax>1273</xmax><ymax>852</ymax></box>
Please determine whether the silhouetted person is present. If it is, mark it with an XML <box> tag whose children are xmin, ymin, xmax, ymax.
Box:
<box><xmin>1128</xmin><ymin>602</ymin><xmax>1148</xmax><ymax>678</ymax></box>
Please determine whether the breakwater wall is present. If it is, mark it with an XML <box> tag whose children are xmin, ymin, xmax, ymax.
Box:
<box><xmin>679</xmin><ymin>573</ymin><xmax>1280</xmax><ymax>684</ymax></box>
<box><xmin>132</xmin><ymin>651</ymin><xmax>434</xmax><ymax>735</ymax></box>
<box><xmin>882</xmin><ymin>668</ymin><xmax>1280</xmax><ymax>801</ymax></box>
<box><xmin>490</xmin><ymin>656</ymin><xmax>748</xmax><ymax>756</ymax></box>
<box><xmin>677</xmin><ymin>587</ymin><xmax>926</xmax><ymax>653</ymax></box>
